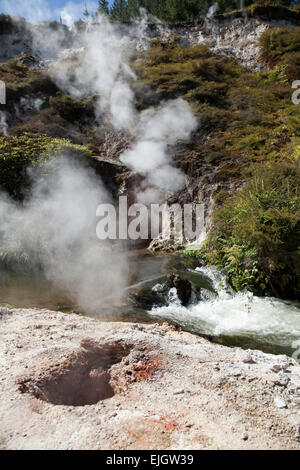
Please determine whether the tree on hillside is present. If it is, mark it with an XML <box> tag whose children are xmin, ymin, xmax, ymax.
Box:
<box><xmin>97</xmin><ymin>0</ymin><xmax>110</xmax><ymax>15</ymax></box>
<box><xmin>108</xmin><ymin>0</ymin><xmax>298</xmax><ymax>23</ymax></box>
<box><xmin>110</xmin><ymin>0</ymin><xmax>129</xmax><ymax>21</ymax></box>
<box><xmin>127</xmin><ymin>0</ymin><xmax>140</xmax><ymax>18</ymax></box>
<box><xmin>83</xmin><ymin>4</ymin><xmax>90</xmax><ymax>20</ymax></box>
<box><xmin>146</xmin><ymin>0</ymin><xmax>165</xmax><ymax>18</ymax></box>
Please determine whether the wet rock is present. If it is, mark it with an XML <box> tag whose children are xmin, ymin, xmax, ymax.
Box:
<box><xmin>130</xmin><ymin>286</ymin><xmax>165</xmax><ymax>310</ymax></box>
<box><xmin>167</xmin><ymin>274</ymin><xmax>192</xmax><ymax>306</ymax></box>
<box><xmin>139</xmin><ymin>273</ymin><xmax>193</xmax><ymax>308</ymax></box>
<box><xmin>89</xmin><ymin>156</ymin><xmax>128</xmax><ymax>198</ymax></box>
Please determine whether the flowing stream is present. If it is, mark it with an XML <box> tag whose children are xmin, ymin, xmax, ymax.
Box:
<box><xmin>0</xmin><ymin>252</ymin><xmax>299</xmax><ymax>357</ymax></box>
<box><xmin>150</xmin><ymin>265</ymin><xmax>300</xmax><ymax>357</ymax></box>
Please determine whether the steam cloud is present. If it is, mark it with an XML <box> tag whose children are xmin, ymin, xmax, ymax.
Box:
<box><xmin>38</xmin><ymin>12</ymin><xmax>198</xmax><ymax>202</ymax></box>
<box><xmin>120</xmin><ymin>99</ymin><xmax>197</xmax><ymax>199</ymax></box>
<box><xmin>0</xmin><ymin>158</ymin><xmax>128</xmax><ymax>312</ymax></box>
<box><xmin>206</xmin><ymin>2</ymin><xmax>218</xmax><ymax>19</ymax></box>
<box><xmin>0</xmin><ymin>111</ymin><xmax>8</xmax><ymax>136</ymax></box>
<box><xmin>0</xmin><ymin>12</ymin><xmax>197</xmax><ymax>312</ymax></box>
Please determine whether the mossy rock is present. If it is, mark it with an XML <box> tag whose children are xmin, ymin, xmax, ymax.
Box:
<box><xmin>130</xmin><ymin>286</ymin><xmax>165</xmax><ymax>310</ymax></box>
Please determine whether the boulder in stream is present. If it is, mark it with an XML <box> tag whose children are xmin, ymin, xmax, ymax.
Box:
<box><xmin>166</xmin><ymin>274</ymin><xmax>192</xmax><ymax>306</ymax></box>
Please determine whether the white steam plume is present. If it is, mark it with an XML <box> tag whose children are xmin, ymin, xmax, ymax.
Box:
<box><xmin>206</xmin><ymin>3</ymin><xmax>218</xmax><ymax>19</ymax></box>
<box><xmin>32</xmin><ymin>13</ymin><xmax>197</xmax><ymax>202</ymax></box>
<box><xmin>0</xmin><ymin>157</ymin><xmax>128</xmax><ymax>312</ymax></box>
<box><xmin>120</xmin><ymin>99</ymin><xmax>197</xmax><ymax>197</ymax></box>
<box><xmin>48</xmin><ymin>15</ymin><xmax>137</xmax><ymax>129</ymax></box>
<box><xmin>61</xmin><ymin>2</ymin><xmax>98</xmax><ymax>28</ymax></box>
<box><xmin>0</xmin><ymin>12</ymin><xmax>198</xmax><ymax>310</ymax></box>
<box><xmin>0</xmin><ymin>111</ymin><xmax>8</xmax><ymax>136</ymax></box>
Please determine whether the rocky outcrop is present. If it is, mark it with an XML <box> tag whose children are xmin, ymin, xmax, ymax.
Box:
<box><xmin>2</xmin><ymin>14</ymin><xmax>298</xmax><ymax>71</ymax></box>
<box><xmin>0</xmin><ymin>307</ymin><xmax>299</xmax><ymax>450</ymax></box>
<box><xmin>90</xmin><ymin>155</ymin><xmax>128</xmax><ymax>197</ymax></box>
<box><xmin>144</xmin><ymin>16</ymin><xmax>298</xmax><ymax>71</ymax></box>
<box><xmin>165</xmin><ymin>274</ymin><xmax>192</xmax><ymax>306</ymax></box>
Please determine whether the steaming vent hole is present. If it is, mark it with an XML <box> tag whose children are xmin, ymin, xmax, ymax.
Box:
<box><xmin>18</xmin><ymin>339</ymin><xmax>132</xmax><ymax>406</ymax></box>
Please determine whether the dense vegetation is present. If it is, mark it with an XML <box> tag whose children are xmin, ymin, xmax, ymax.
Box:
<box><xmin>133</xmin><ymin>34</ymin><xmax>300</xmax><ymax>299</ymax></box>
<box><xmin>259</xmin><ymin>26</ymin><xmax>300</xmax><ymax>80</ymax></box>
<box><xmin>0</xmin><ymin>57</ymin><xmax>99</xmax><ymax>149</ymax></box>
<box><xmin>95</xmin><ymin>0</ymin><xmax>299</xmax><ymax>22</ymax></box>
<box><xmin>199</xmin><ymin>160</ymin><xmax>299</xmax><ymax>299</ymax></box>
<box><xmin>0</xmin><ymin>58</ymin><xmax>57</xmax><ymax>103</ymax></box>
<box><xmin>49</xmin><ymin>95</ymin><xmax>94</xmax><ymax>123</ymax></box>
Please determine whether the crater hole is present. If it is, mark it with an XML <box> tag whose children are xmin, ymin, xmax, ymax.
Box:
<box><xmin>20</xmin><ymin>339</ymin><xmax>132</xmax><ymax>406</ymax></box>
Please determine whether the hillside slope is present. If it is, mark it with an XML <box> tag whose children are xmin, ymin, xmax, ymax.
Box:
<box><xmin>0</xmin><ymin>8</ymin><xmax>299</xmax><ymax>299</ymax></box>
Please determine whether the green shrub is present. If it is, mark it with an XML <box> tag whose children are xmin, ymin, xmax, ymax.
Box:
<box><xmin>0</xmin><ymin>133</ymin><xmax>93</xmax><ymax>198</ymax></box>
<box><xmin>259</xmin><ymin>27</ymin><xmax>300</xmax><ymax>80</ymax></box>
<box><xmin>49</xmin><ymin>94</ymin><xmax>94</xmax><ymax>122</ymax></box>
<box><xmin>247</xmin><ymin>4</ymin><xmax>300</xmax><ymax>22</ymax></box>
<box><xmin>134</xmin><ymin>41</ymin><xmax>300</xmax><ymax>198</ymax></box>
<box><xmin>0</xmin><ymin>58</ymin><xmax>58</xmax><ymax>103</ymax></box>
<box><xmin>200</xmin><ymin>161</ymin><xmax>300</xmax><ymax>299</ymax></box>
<box><xmin>134</xmin><ymin>43</ymin><xmax>240</xmax><ymax>103</ymax></box>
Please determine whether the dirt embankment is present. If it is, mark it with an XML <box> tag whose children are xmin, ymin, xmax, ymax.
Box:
<box><xmin>0</xmin><ymin>307</ymin><xmax>299</xmax><ymax>450</ymax></box>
